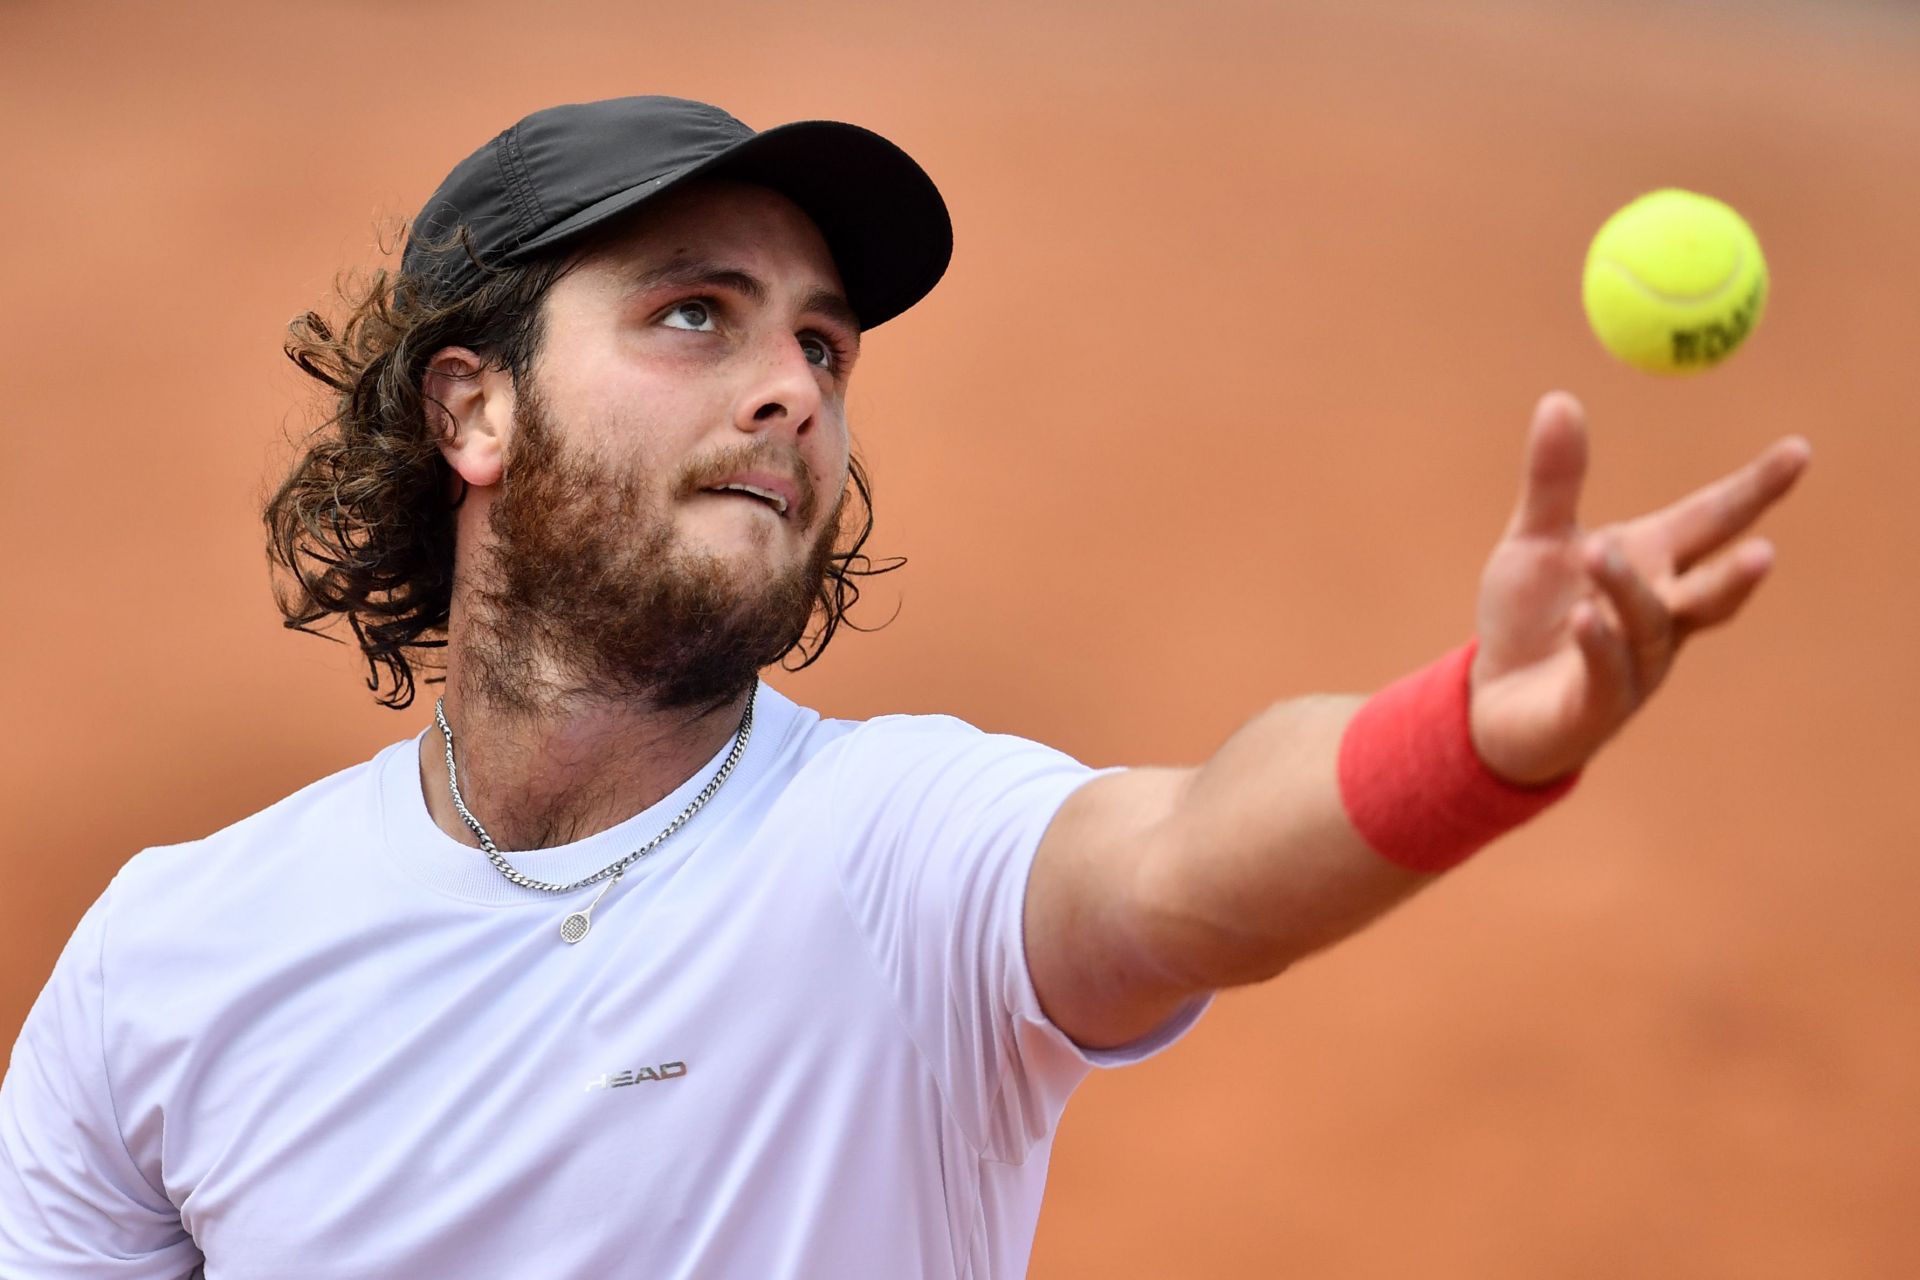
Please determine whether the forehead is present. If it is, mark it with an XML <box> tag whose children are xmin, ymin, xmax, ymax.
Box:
<box><xmin>565</xmin><ymin>179</ymin><xmax>846</xmax><ymax>297</ymax></box>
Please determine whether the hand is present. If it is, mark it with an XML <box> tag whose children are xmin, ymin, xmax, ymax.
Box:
<box><xmin>1467</xmin><ymin>391</ymin><xmax>1811</xmax><ymax>786</ymax></box>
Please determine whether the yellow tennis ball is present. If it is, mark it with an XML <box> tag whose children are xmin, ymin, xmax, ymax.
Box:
<box><xmin>1582</xmin><ymin>189</ymin><xmax>1768</xmax><ymax>375</ymax></box>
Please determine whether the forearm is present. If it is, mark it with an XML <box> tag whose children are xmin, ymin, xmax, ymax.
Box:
<box><xmin>1030</xmin><ymin>400</ymin><xmax>1804</xmax><ymax>1052</ymax></box>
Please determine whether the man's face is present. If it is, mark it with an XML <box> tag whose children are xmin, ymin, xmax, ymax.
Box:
<box><xmin>471</xmin><ymin>180</ymin><xmax>863</xmax><ymax>710</ymax></box>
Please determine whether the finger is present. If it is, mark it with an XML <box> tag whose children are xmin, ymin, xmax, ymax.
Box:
<box><xmin>1586</xmin><ymin>534</ymin><xmax>1672</xmax><ymax>694</ymax></box>
<box><xmin>1506</xmin><ymin>391</ymin><xmax>1590</xmax><ymax>540</ymax></box>
<box><xmin>1570</xmin><ymin>596</ymin><xmax>1634</xmax><ymax>709</ymax></box>
<box><xmin>1657</xmin><ymin>436</ymin><xmax>1812</xmax><ymax>571</ymax></box>
<box><xmin>1670</xmin><ymin>536</ymin><xmax>1777</xmax><ymax>638</ymax></box>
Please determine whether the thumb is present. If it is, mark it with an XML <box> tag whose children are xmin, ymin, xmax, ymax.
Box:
<box><xmin>1506</xmin><ymin>391</ymin><xmax>1590</xmax><ymax>539</ymax></box>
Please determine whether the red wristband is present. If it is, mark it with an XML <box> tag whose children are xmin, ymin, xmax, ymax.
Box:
<box><xmin>1336</xmin><ymin>640</ymin><xmax>1577</xmax><ymax>873</ymax></box>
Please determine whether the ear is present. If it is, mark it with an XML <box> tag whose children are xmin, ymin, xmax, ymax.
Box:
<box><xmin>424</xmin><ymin>346</ymin><xmax>514</xmax><ymax>488</ymax></box>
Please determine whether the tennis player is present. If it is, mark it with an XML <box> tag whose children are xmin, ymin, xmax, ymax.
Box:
<box><xmin>0</xmin><ymin>95</ymin><xmax>1809</xmax><ymax>1277</ymax></box>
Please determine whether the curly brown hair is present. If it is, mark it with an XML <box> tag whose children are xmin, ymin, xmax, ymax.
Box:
<box><xmin>265</xmin><ymin>232</ymin><xmax>900</xmax><ymax>710</ymax></box>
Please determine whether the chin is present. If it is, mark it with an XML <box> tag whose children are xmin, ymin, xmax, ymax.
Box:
<box><xmin>685</xmin><ymin>508</ymin><xmax>805</xmax><ymax>559</ymax></box>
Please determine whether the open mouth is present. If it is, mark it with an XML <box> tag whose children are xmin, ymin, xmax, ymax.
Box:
<box><xmin>701</xmin><ymin>484</ymin><xmax>789</xmax><ymax>517</ymax></box>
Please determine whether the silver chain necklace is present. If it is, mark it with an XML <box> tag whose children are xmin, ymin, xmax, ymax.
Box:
<box><xmin>432</xmin><ymin>686</ymin><xmax>755</xmax><ymax>945</ymax></box>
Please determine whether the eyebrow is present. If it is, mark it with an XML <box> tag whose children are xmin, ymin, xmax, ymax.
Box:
<box><xmin>622</xmin><ymin>259</ymin><xmax>863</xmax><ymax>346</ymax></box>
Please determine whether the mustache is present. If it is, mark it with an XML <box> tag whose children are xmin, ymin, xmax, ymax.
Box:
<box><xmin>675</xmin><ymin>442</ymin><xmax>820</xmax><ymax>525</ymax></box>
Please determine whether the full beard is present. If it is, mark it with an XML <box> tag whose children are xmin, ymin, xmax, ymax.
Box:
<box><xmin>464</xmin><ymin>382</ymin><xmax>843</xmax><ymax>715</ymax></box>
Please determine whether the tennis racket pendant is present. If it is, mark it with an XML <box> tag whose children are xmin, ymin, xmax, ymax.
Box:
<box><xmin>560</xmin><ymin>873</ymin><xmax>623</xmax><ymax>945</ymax></box>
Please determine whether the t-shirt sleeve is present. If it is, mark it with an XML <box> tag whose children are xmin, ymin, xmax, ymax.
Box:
<box><xmin>0</xmin><ymin>888</ymin><xmax>203</xmax><ymax>1277</ymax></box>
<box><xmin>827</xmin><ymin>716</ymin><xmax>1208</xmax><ymax>1163</ymax></box>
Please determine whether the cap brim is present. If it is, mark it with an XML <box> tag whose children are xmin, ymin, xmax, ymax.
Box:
<box><xmin>507</xmin><ymin>120</ymin><xmax>951</xmax><ymax>331</ymax></box>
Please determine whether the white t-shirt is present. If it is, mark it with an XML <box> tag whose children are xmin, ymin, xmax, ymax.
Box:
<box><xmin>1</xmin><ymin>684</ymin><xmax>1206</xmax><ymax>1278</ymax></box>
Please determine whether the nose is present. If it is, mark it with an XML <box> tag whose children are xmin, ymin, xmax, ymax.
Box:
<box><xmin>733</xmin><ymin>334</ymin><xmax>823</xmax><ymax>438</ymax></box>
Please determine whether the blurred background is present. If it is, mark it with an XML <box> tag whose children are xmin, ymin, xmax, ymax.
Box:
<box><xmin>3</xmin><ymin>0</ymin><xmax>1917</xmax><ymax>1274</ymax></box>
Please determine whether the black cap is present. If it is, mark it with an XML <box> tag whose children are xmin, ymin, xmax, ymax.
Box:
<box><xmin>401</xmin><ymin>96</ymin><xmax>952</xmax><ymax>330</ymax></box>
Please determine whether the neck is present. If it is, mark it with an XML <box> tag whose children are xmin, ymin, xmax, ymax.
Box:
<box><xmin>419</xmin><ymin>650</ymin><xmax>753</xmax><ymax>853</ymax></box>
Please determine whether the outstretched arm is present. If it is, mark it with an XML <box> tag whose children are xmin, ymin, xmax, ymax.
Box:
<box><xmin>1026</xmin><ymin>391</ymin><xmax>1811</xmax><ymax>1049</ymax></box>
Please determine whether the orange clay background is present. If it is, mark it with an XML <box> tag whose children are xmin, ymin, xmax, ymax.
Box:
<box><xmin>3</xmin><ymin>1</ymin><xmax>1918</xmax><ymax>1274</ymax></box>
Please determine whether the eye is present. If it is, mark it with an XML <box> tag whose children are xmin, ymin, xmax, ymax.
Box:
<box><xmin>799</xmin><ymin>332</ymin><xmax>852</xmax><ymax>373</ymax></box>
<box><xmin>660</xmin><ymin>300</ymin><xmax>717</xmax><ymax>332</ymax></box>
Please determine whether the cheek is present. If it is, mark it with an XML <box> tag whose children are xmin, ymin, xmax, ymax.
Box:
<box><xmin>557</xmin><ymin>373</ymin><xmax>702</xmax><ymax>471</ymax></box>
<box><xmin>814</xmin><ymin>438</ymin><xmax>853</xmax><ymax>515</ymax></box>
<box><xmin>816</xmin><ymin>406</ymin><xmax>852</xmax><ymax>475</ymax></box>
<box><xmin>822</xmin><ymin>423</ymin><xmax>851</xmax><ymax>476</ymax></box>
<box><xmin>540</xmin><ymin>318</ymin><xmax>714</xmax><ymax>433</ymax></box>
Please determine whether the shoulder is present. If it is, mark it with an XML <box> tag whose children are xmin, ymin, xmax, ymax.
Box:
<box><xmin>101</xmin><ymin>740</ymin><xmax>410</xmax><ymax>946</ymax></box>
<box><xmin>799</xmin><ymin>701</ymin><xmax>1085</xmax><ymax>782</ymax></box>
<box><xmin>772</xmin><ymin>697</ymin><xmax>1096</xmax><ymax>846</ymax></box>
